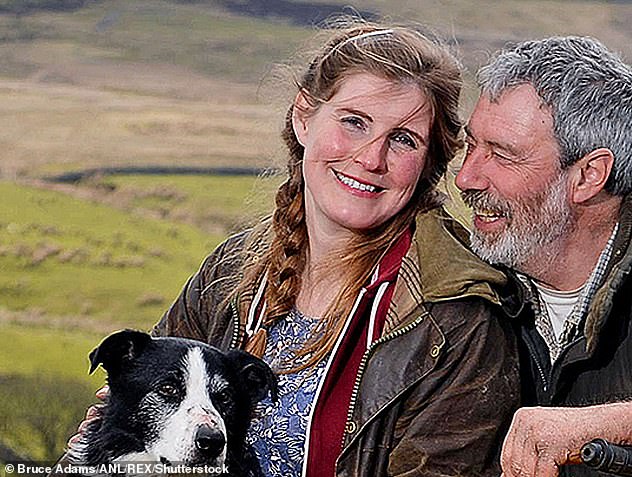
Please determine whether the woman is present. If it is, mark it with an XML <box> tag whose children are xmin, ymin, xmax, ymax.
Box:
<box><xmin>153</xmin><ymin>20</ymin><xmax>519</xmax><ymax>477</ymax></box>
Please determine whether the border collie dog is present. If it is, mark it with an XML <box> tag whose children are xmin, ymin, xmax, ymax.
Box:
<box><xmin>67</xmin><ymin>330</ymin><xmax>277</xmax><ymax>476</ymax></box>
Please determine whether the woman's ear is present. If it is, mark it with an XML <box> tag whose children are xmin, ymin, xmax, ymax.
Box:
<box><xmin>569</xmin><ymin>148</ymin><xmax>614</xmax><ymax>204</ymax></box>
<box><xmin>292</xmin><ymin>90</ymin><xmax>312</xmax><ymax>147</ymax></box>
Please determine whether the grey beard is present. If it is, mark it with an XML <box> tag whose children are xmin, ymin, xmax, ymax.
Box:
<box><xmin>467</xmin><ymin>173</ymin><xmax>573</xmax><ymax>271</ymax></box>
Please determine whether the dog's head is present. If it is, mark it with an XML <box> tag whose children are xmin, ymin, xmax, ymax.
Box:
<box><xmin>88</xmin><ymin>329</ymin><xmax>277</xmax><ymax>469</ymax></box>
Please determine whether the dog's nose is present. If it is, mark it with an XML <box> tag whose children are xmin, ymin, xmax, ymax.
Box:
<box><xmin>194</xmin><ymin>425</ymin><xmax>225</xmax><ymax>458</ymax></box>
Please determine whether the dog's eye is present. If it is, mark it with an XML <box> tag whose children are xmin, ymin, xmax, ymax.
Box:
<box><xmin>157</xmin><ymin>383</ymin><xmax>179</xmax><ymax>398</ymax></box>
<box><xmin>212</xmin><ymin>389</ymin><xmax>231</xmax><ymax>407</ymax></box>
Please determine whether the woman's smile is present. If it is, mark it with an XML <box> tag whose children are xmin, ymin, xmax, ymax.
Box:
<box><xmin>332</xmin><ymin>169</ymin><xmax>384</xmax><ymax>195</ymax></box>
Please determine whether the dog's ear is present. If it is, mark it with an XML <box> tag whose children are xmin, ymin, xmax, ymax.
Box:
<box><xmin>226</xmin><ymin>350</ymin><xmax>278</xmax><ymax>403</ymax></box>
<box><xmin>89</xmin><ymin>329</ymin><xmax>153</xmax><ymax>375</ymax></box>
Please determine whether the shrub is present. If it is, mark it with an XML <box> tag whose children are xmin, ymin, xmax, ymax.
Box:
<box><xmin>0</xmin><ymin>374</ymin><xmax>95</xmax><ymax>462</ymax></box>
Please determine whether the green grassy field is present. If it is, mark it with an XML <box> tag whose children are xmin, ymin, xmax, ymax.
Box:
<box><xmin>81</xmin><ymin>173</ymin><xmax>282</xmax><ymax>234</ymax></box>
<box><xmin>0</xmin><ymin>176</ymin><xmax>276</xmax><ymax>462</ymax></box>
<box><xmin>0</xmin><ymin>180</ymin><xmax>222</xmax><ymax>327</ymax></box>
<box><xmin>0</xmin><ymin>323</ymin><xmax>102</xmax><ymax>461</ymax></box>
<box><xmin>0</xmin><ymin>324</ymin><xmax>104</xmax><ymax>383</ymax></box>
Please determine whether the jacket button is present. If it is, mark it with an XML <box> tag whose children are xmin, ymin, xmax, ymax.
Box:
<box><xmin>345</xmin><ymin>421</ymin><xmax>357</xmax><ymax>434</ymax></box>
<box><xmin>430</xmin><ymin>345</ymin><xmax>441</xmax><ymax>358</ymax></box>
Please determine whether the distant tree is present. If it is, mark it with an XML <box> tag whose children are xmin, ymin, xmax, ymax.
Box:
<box><xmin>0</xmin><ymin>374</ymin><xmax>95</xmax><ymax>462</ymax></box>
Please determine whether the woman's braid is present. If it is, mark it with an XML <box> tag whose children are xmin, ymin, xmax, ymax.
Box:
<box><xmin>263</xmin><ymin>108</ymin><xmax>308</xmax><ymax>323</ymax></box>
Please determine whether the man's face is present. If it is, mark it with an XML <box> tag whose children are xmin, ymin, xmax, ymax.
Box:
<box><xmin>455</xmin><ymin>84</ymin><xmax>574</xmax><ymax>270</ymax></box>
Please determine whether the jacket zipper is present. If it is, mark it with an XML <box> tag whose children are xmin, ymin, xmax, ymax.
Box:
<box><xmin>546</xmin><ymin>335</ymin><xmax>585</xmax><ymax>401</ymax></box>
<box><xmin>522</xmin><ymin>332</ymin><xmax>549</xmax><ymax>396</ymax></box>
<box><xmin>340</xmin><ymin>310</ymin><xmax>430</xmax><ymax>450</ymax></box>
<box><xmin>301</xmin><ymin>289</ymin><xmax>368</xmax><ymax>477</ymax></box>
<box><xmin>228</xmin><ymin>294</ymin><xmax>241</xmax><ymax>349</ymax></box>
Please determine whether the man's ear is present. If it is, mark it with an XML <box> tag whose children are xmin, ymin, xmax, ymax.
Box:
<box><xmin>569</xmin><ymin>148</ymin><xmax>614</xmax><ymax>204</ymax></box>
<box><xmin>291</xmin><ymin>89</ymin><xmax>312</xmax><ymax>147</ymax></box>
<box><xmin>89</xmin><ymin>329</ymin><xmax>152</xmax><ymax>376</ymax></box>
<box><xmin>226</xmin><ymin>349</ymin><xmax>278</xmax><ymax>404</ymax></box>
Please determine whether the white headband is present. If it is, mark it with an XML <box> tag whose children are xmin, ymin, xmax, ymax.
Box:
<box><xmin>335</xmin><ymin>29</ymin><xmax>395</xmax><ymax>50</ymax></box>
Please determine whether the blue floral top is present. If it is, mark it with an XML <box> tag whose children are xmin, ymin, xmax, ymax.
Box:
<box><xmin>246</xmin><ymin>308</ymin><xmax>328</xmax><ymax>477</ymax></box>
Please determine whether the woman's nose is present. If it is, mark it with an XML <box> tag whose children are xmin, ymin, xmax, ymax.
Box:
<box><xmin>353</xmin><ymin>138</ymin><xmax>388</xmax><ymax>174</ymax></box>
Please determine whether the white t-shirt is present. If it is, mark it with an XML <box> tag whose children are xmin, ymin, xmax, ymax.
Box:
<box><xmin>533</xmin><ymin>281</ymin><xmax>584</xmax><ymax>340</ymax></box>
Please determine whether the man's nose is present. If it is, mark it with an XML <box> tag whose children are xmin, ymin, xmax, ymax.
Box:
<box><xmin>455</xmin><ymin>148</ymin><xmax>490</xmax><ymax>192</ymax></box>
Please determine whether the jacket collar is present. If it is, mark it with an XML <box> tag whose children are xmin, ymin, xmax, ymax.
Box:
<box><xmin>584</xmin><ymin>194</ymin><xmax>632</xmax><ymax>352</ymax></box>
<box><xmin>386</xmin><ymin>207</ymin><xmax>507</xmax><ymax>332</ymax></box>
<box><xmin>242</xmin><ymin>209</ymin><xmax>509</xmax><ymax>335</ymax></box>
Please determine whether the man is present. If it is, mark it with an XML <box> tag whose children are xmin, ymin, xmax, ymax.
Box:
<box><xmin>456</xmin><ymin>36</ymin><xmax>632</xmax><ymax>477</ymax></box>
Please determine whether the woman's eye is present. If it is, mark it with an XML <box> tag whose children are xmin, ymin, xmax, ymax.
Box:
<box><xmin>389</xmin><ymin>131</ymin><xmax>418</xmax><ymax>151</ymax></box>
<box><xmin>157</xmin><ymin>383</ymin><xmax>179</xmax><ymax>398</ymax></box>
<box><xmin>340</xmin><ymin>116</ymin><xmax>367</xmax><ymax>131</ymax></box>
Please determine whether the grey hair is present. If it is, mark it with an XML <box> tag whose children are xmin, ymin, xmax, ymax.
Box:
<box><xmin>477</xmin><ymin>36</ymin><xmax>632</xmax><ymax>196</ymax></box>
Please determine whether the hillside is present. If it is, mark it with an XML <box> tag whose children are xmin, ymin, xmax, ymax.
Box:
<box><xmin>1</xmin><ymin>0</ymin><xmax>631</xmax><ymax>179</ymax></box>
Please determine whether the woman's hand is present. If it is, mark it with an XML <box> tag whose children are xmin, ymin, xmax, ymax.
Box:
<box><xmin>67</xmin><ymin>385</ymin><xmax>109</xmax><ymax>448</ymax></box>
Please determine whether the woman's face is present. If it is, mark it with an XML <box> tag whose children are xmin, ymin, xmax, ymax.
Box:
<box><xmin>293</xmin><ymin>73</ymin><xmax>433</xmax><ymax>237</ymax></box>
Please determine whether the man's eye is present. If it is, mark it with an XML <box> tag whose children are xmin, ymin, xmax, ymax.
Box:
<box><xmin>157</xmin><ymin>383</ymin><xmax>179</xmax><ymax>398</ymax></box>
<box><xmin>389</xmin><ymin>132</ymin><xmax>418</xmax><ymax>151</ymax></box>
<box><xmin>492</xmin><ymin>150</ymin><xmax>515</xmax><ymax>162</ymax></box>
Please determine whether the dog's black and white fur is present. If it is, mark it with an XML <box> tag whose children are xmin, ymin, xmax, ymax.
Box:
<box><xmin>67</xmin><ymin>330</ymin><xmax>276</xmax><ymax>476</ymax></box>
